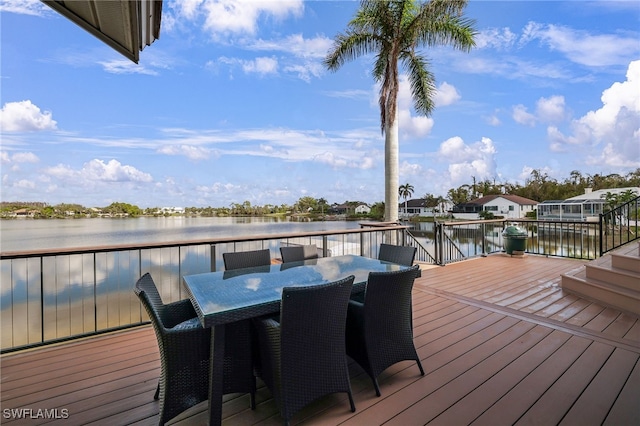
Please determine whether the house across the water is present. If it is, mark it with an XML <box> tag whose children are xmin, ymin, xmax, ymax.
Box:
<box><xmin>451</xmin><ymin>194</ymin><xmax>538</xmax><ymax>220</ymax></box>
<box><xmin>537</xmin><ymin>187</ymin><xmax>640</xmax><ymax>222</ymax></box>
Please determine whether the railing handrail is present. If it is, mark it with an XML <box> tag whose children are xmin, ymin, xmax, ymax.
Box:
<box><xmin>0</xmin><ymin>224</ymin><xmax>410</xmax><ymax>260</ymax></box>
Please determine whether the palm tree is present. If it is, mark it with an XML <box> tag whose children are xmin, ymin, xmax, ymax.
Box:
<box><xmin>325</xmin><ymin>0</ymin><xmax>476</xmax><ymax>222</ymax></box>
<box><xmin>398</xmin><ymin>182</ymin><xmax>414</xmax><ymax>219</ymax></box>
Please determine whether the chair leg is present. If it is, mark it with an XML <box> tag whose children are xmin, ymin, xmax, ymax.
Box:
<box><xmin>372</xmin><ymin>377</ymin><xmax>381</xmax><ymax>397</ymax></box>
<box><xmin>416</xmin><ymin>358</ymin><xmax>425</xmax><ymax>376</ymax></box>
<box><xmin>347</xmin><ymin>391</ymin><xmax>356</xmax><ymax>412</ymax></box>
<box><xmin>154</xmin><ymin>382</ymin><xmax>160</xmax><ymax>400</ymax></box>
<box><xmin>250</xmin><ymin>391</ymin><xmax>256</xmax><ymax>410</ymax></box>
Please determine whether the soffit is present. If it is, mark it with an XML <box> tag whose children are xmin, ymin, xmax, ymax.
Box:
<box><xmin>41</xmin><ymin>0</ymin><xmax>162</xmax><ymax>63</ymax></box>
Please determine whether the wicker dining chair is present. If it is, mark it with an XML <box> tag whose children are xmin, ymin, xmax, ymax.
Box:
<box><xmin>222</xmin><ymin>248</ymin><xmax>272</xmax><ymax>381</ymax></box>
<box><xmin>345</xmin><ymin>265</ymin><xmax>424</xmax><ymax>396</ymax></box>
<box><xmin>254</xmin><ymin>276</ymin><xmax>357</xmax><ymax>425</ymax></box>
<box><xmin>223</xmin><ymin>248</ymin><xmax>272</xmax><ymax>270</ymax></box>
<box><xmin>378</xmin><ymin>243</ymin><xmax>417</xmax><ymax>266</ymax></box>
<box><xmin>279</xmin><ymin>244</ymin><xmax>319</xmax><ymax>263</ymax></box>
<box><xmin>134</xmin><ymin>273</ymin><xmax>255</xmax><ymax>425</ymax></box>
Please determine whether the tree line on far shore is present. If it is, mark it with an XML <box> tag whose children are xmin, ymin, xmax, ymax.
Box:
<box><xmin>2</xmin><ymin>168</ymin><xmax>639</xmax><ymax>220</ymax></box>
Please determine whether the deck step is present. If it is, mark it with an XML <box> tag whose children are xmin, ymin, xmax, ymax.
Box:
<box><xmin>561</xmin><ymin>242</ymin><xmax>640</xmax><ymax>316</ymax></box>
<box><xmin>562</xmin><ymin>271</ymin><xmax>640</xmax><ymax>316</ymax></box>
<box><xmin>611</xmin><ymin>253</ymin><xmax>640</xmax><ymax>273</ymax></box>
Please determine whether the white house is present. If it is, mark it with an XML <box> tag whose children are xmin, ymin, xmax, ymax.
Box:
<box><xmin>158</xmin><ymin>207</ymin><xmax>185</xmax><ymax>215</ymax></box>
<box><xmin>354</xmin><ymin>203</ymin><xmax>371</xmax><ymax>215</ymax></box>
<box><xmin>537</xmin><ymin>187</ymin><xmax>640</xmax><ymax>222</ymax></box>
<box><xmin>452</xmin><ymin>195</ymin><xmax>538</xmax><ymax>220</ymax></box>
<box><xmin>398</xmin><ymin>198</ymin><xmax>453</xmax><ymax>218</ymax></box>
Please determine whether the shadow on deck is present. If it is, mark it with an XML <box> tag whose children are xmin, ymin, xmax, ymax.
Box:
<box><xmin>2</xmin><ymin>251</ymin><xmax>639</xmax><ymax>425</ymax></box>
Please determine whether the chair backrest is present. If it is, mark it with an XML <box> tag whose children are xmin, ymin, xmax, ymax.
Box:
<box><xmin>134</xmin><ymin>272</ymin><xmax>164</xmax><ymax>325</ymax></box>
<box><xmin>279</xmin><ymin>275</ymin><xmax>354</xmax><ymax>388</ymax></box>
<box><xmin>223</xmin><ymin>248</ymin><xmax>271</xmax><ymax>270</ymax></box>
<box><xmin>280</xmin><ymin>244</ymin><xmax>319</xmax><ymax>263</ymax></box>
<box><xmin>378</xmin><ymin>243</ymin><xmax>416</xmax><ymax>266</ymax></box>
<box><xmin>363</xmin><ymin>265</ymin><xmax>420</xmax><ymax>336</ymax></box>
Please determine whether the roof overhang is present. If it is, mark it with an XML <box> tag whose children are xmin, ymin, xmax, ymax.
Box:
<box><xmin>42</xmin><ymin>0</ymin><xmax>162</xmax><ymax>63</ymax></box>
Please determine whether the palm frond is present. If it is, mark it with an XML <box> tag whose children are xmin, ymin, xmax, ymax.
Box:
<box><xmin>324</xmin><ymin>32</ymin><xmax>381</xmax><ymax>71</ymax></box>
<box><xmin>402</xmin><ymin>52</ymin><xmax>436</xmax><ymax>117</ymax></box>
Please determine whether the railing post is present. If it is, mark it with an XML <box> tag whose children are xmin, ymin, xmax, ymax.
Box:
<box><xmin>323</xmin><ymin>235</ymin><xmax>329</xmax><ymax>257</ymax></box>
<box><xmin>481</xmin><ymin>222</ymin><xmax>486</xmax><ymax>255</ymax></box>
<box><xmin>210</xmin><ymin>244</ymin><xmax>217</xmax><ymax>272</ymax></box>
<box><xmin>599</xmin><ymin>213</ymin><xmax>603</xmax><ymax>257</ymax></box>
<box><xmin>435</xmin><ymin>222</ymin><xmax>442</xmax><ymax>265</ymax></box>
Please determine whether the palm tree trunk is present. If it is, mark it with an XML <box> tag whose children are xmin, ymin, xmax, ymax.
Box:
<box><xmin>384</xmin><ymin>112</ymin><xmax>399</xmax><ymax>223</ymax></box>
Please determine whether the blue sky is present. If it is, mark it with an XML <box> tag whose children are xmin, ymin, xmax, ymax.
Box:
<box><xmin>1</xmin><ymin>0</ymin><xmax>639</xmax><ymax>209</ymax></box>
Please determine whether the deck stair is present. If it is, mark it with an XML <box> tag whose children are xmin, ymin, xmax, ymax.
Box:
<box><xmin>562</xmin><ymin>241</ymin><xmax>640</xmax><ymax>316</ymax></box>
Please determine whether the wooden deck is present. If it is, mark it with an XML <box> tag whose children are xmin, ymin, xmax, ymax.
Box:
<box><xmin>2</xmin><ymin>253</ymin><xmax>639</xmax><ymax>425</ymax></box>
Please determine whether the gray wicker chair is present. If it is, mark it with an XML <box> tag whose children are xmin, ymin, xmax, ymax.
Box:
<box><xmin>254</xmin><ymin>276</ymin><xmax>357</xmax><ymax>425</ymax></box>
<box><xmin>378</xmin><ymin>243</ymin><xmax>417</xmax><ymax>266</ymax></box>
<box><xmin>345</xmin><ymin>265</ymin><xmax>424</xmax><ymax>396</ymax></box>
<box><xmin>280</xmin><ymin>244</ymin><xmax>319</xmax><ymax>263</ymax></box>
<box><xmin>134</xmin><ymin>273</ymin><xmax>255</xmax><ymax>425</ymax></box>
<box><xmin>223</xmin><ymin>248</ymin><xmax>271</xmax><ymax>270</ymax></box>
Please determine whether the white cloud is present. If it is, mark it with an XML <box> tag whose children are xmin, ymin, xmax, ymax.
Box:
<box><xmin>520</xmin><ymin>22</ymin><xmax>640</xmax><ymax>67</ymax></box>
<box><xmin>249</xmin><ymin>34</ymin><xmax>333</xmax><ymax>59</ymax></box>
<box><xmin>243</xmin><ymin>56</ymin><xmax>278</xmax><ymax>75</ymax></box>
<box><xmin>0</xmin><ymin>151</ymin><xmax>39</xmax><ymax>164</ymax></box>
<box><xmin>283</xmin><ymin>61</ymin><xmax>324</xmax><ymax>82</ymax></box>
<box><xmin>548</xmin><ymin>60</ymin><xmax>640</xmax><ymax>167</ymax></box>
<box><xmin>217</xmin><ymin>56</ymin><xmax>279</xmax><ymax>77</ymax></box>
<box><xmin>0</xmin><ymin>0</ymin><xmax>49</xmax><ymax>16</ymax></box>
<box><xmin>44</xmin><ymin>159</ymin><xmax>153</xmax><ymax>183</ymax></box>
<box><xmin>536</xmin><ymin>95</ymin><xmax>566</xmax><ymax>123</ymax></box>
<box><xmin>158</xmin><ymin>145</ymin><xmax>212</xmax><ymax>160</ymax></box>
<box><xmin>0</xmin><ymin>100</ymin><xmax>57</xmax><ymax>132</ymax></box>
<box><xmin>437</xmin><ymin>136</ymin><xmax>498</xmax><ymax>185</ymax></box>
<box><xmin>485</xmin><ymin>114</ymin><xmax>501</xmax><ymax>126</ymax></box>
<box><xmin>512</xmin><ymin>104</ymin><xmax>536</xmax><ymax>126</ymax></box>
<box><xmin>198</xmin><ymin>0</ymin><xmax>304</xmax><ymax>39</ymax></box>
<box><xmin>398</xmin><ymin>110</ymin><xmax>434</xmax><ymax>139</ymax></box>
<box><xmin>11</xmin><ymin>152</ymin><xmax>39</xmax><ymax>163</ymax></box>
<box><xmin>476</xmin><ymin>27</ymin><xmax>517</xmax><ymax>50</ymax></box>
<box><xmin>395</xmin><ymin>75</ymin><xmax>437</xmax><ymax>138</ymax></box>
<box><xmin>399</xmin><ymin>161</ymin><xmax>423</xmax><ymax>176</ymax></box>
<box><xmin>14</xmin><ymin>179</ymin><xmax>36</xmax><ymax>189</ymax></box>
<box><xmin>324</xmin><ymin>89</ymin><xmax>370</xmax><ymax>100</ymax></box>
<box><xmin>434</xmin><ymin>82</ymin><xmax>461</xmax><ymax>107</ymax></box>
<box><xmin>513</xmin><ymin>95</ymin><xmax>567</xmax><ymax>127</ymax></box>
<box><xmin>99</xmin><ymin>60</ymin><xmax>159</xmax><ymax>75</ymax></box>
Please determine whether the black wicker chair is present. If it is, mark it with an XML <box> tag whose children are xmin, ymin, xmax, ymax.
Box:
<box><xmin>254</xmin><ymin>276</ymin><xmax>357</xmax><ymax>425</ymax></box>
<box><xmin>345</xmin><ymin>265</ymin><xmax>424</xmax><ymax>396</ymax></box>
<box><xmin>378</xmin><ymin>243</ymin><xmax>417</xmax><ymax>266</ymax></box>
<box><xmin>223</xmin><ymin>248</ymin><xmax>271</xmax><ymax>270</ymax></box>
<box><xmin>222</xmin><ymin>248</ymin><xmax>272</xmax><ymax>382</ymax></box>
<box><xmin>134</xmin><ymin>273</ymin><xmax>255</xmax><ymax>425</ymax></box>
<box><xmin>280</xmin><ymin>244</ymin><xmax>319</xmax><ymax>263</ymax></box>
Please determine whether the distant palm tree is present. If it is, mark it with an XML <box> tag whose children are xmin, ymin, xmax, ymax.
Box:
<box><xmin>325</xmin><ymin>0</ymin><xmax>476</xmax><ymax>222</ymax></box>
<box><xmin>318</xmin><ymin>197</ymin><xmax>328</xmax><ymax>214</ymax></box>
<box><xmin>399</xmin><ymin>182</ymin><xmax>414</xmax><ymax>219</ymax></box>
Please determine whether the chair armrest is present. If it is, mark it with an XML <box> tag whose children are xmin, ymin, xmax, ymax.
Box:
<box><xmin>161</xmin><ymin>299</ymin><xmax>198</xmax><ymax>328</ymax></box>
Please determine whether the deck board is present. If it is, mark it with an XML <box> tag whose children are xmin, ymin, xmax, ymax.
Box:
<box><xmin>1</xmin><ymin>253</ymin><xmax>639</xmax><ymax>425</ymax></box>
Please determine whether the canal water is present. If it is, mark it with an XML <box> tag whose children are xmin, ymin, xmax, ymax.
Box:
<box><xmin>0</xmin><ymin>216</ymin><xmax>362</xmax><ymax>252</ymax></box>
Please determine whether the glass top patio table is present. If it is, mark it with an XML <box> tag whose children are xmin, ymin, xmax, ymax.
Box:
<box><xmin>183</xmin><ymin>254</ymin><xmax>410</xmax><ymax>328</ymax></box>
<box><xmin>183</xmin><ymin>254</ymin><xmax>411</xmax><ymax>426</ymax></box>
